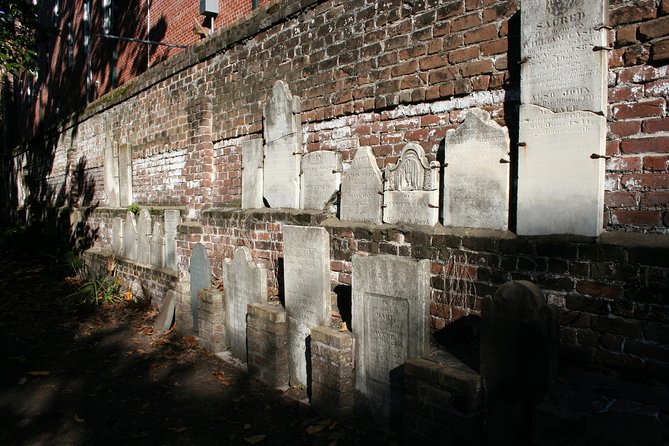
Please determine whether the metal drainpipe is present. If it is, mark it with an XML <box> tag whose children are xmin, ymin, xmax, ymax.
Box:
<box><xmin>147</xmin><ymin>0</ymin><xmax>151</xmax><ymax>69</ymax></box>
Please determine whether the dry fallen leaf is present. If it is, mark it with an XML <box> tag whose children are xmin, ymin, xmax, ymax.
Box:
<box><xmin>306</xmin><ymin>425</ymin><xmax>326</xmax><ymax>435</ymax></box>
<box><xmin>244</xmin><ymin>423</ymin><xmax>252</xmax><ymax>430</ymax></box>
<box><xmin>339</xmin><ymin>322</ymin><xmax>348</xmax><ymax>332</ymax></box>
<box><xmin>244</xmin><ymin>435</ymin><xmax>266</xmax><ymax>444</ymax></box>
<box><xmin>74</xmin><ymin>414</ymin><xmax>85</xmax><ymax>423</ymax></box>
<box><xmin>213</xmin><ymin>371</ymin><xmax>232</xmax><ymax>386</ymax></box>
<box><xmin>18</xmin><ymin>377</ymin><xmax>27</xmax><ymax>385</ymax></box>
<box><xmin>168</xmin><ymin>427</ymin><xmax>187</xmax><ymax>433</ymax></box>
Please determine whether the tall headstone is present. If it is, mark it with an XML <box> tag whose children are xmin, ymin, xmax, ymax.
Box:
<box><xmin>518</xmin><ymin>0</ymin><xmax>608</xmax><ymax>236</ymax></box>
<box><xmin>104</xmin><ymin>138</ymin><xmax>120</xmax><ymax>207</ymax></box>
<box><xmin>283</xmin><ymin>225</ymin><xmax>331</xmax><ymax>387</ymax></box>
<box><xmin>150</xmin><ymin>222</ymin><xmax>164</xmax><ymax>267</ymax></box>
<box><xmin>223</xmin><ymin>246</ymin><xmax>268</xmax><ymax>361</ymax></box>
<box><xmin>118</xmin><ymin>144</ymin><xmax>133</xmax><ymax>207</ymax></box>
<box><xmin>443</xmin><ymin>109</ymin><xmax>510</xmax><ymax>230</ymax></box>
<box><xmin>137</xmin><ymin>209</ymin><xmax>152</xmax><ymax>265</ymax></box>
<box><xmin>383</xmin><ymin>143</ymin><xmax>440</xmax><ymax>226</ymax></box>
<box><xmin>242</xmin><ymin>138</ymin><xmax>265</xmax><ymax>209</ymax></box>
<box><xmin>481</xmin><ymin>281</ymin><xmax>558</xmax><ymax>444</ymax></box>
<box><xmin>164</xmin><ymin>210</ymin><xmax>180</xmax><ymax>270</ymax></box>
<box><xmin>189</xmin><ymin>243</ymin><xmax>211</xmax><ymax>334</ymax></box>
<box><xmin>300</xmin><ymin>151</ymin><xmax>342</xmax><ymax>210</ymax></box>
<box><xmin>111</xmin><ymin>216</ymin><xmax>123</xmax><ymax>257</ymax></box>
<box><xmin>123</xmin><ymin>211</ymin><xmax>137</xmax><ymax>261</ymax></box>
<box><xmin>517</xmin><ymin>106</ymin><xmax>606</xmax><ymax>236</ymax></box>
<box><xmin>352</xmin><ymin>255</ymin><xmax>431</xmax><ymax>421</ymax></box>
<box><xmin>263</xmin><ymin>81</ymin><xmax>302</xmax><ymax>208</ymax></box>
<box><xmin>340</xmin><ymin>147</ymin><xmax>384</xmax><ymax>224</ymax></box>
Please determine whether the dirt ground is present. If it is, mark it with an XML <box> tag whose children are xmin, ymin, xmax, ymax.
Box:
<box><xmin>0</xmin><ymin>231</ymin><xmax>398</xmax><ymax>445</ymax></box>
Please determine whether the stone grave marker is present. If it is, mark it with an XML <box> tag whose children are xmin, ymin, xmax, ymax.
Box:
<box><xmin>300</xmin><ymin>151</ymin><xmax>342</xmax><ymax>210</ymax></box>
<box><xmin>481</xmin><ymin>280</ymin><xmax>558</xmax><ymax>443</ymax></box>
<box><xmin>189</xmin><ymin>243</ymin><xmax>211</xmax><ymax>334</ymax></box>
<box><xmin>153</xmin><ymin>290</ymin><xmax>177</xmax><ymax>333</ymax></box>
<box><xmin>283</xmin><ymin>225</ymin><xmax>331</xmax><ymax>387</ymax></box>
<box><xmin>340</xmin><ymin>147</ymin><xmax>384</xmax><ymax>224</ymax></box>
<box><xmin>123</xmin><ymin>211</ymin><xmax>137</xmax><ymax>261</ymax></box>
<box><xmin>352</xmin><ymin>254</ymin><xmax>431</xmax><ymax>421</ymax></box>
<box><xmin>443</xmin><ymin>109</ymin><xmax>510</xmax><ymax>230</ymax></box>
<box><xmin>383</xmin><ymin>143</ymin><xmax>440</xmax><ymax>226</ymax></box>
<box><xmin>164</xmin><ymin>210</ymin><xmax>180</xmax><ymax>270</ymax></box>
<box><xmin>150</xmin><ymin>222</ymin><xmax>164</xmax><ymax>267</ymax></box>
<box><xmin>521</xmin><ymin>0</ymin><xmax>608</xmax><ymax>114</ymax></box>
<box><xmin>242</xmin><ymin>138</ymin><xmax>265</xmax><ymax>209</ymax></box>
<box><xmin>137</xmin><ymin>209</ymin><xmax>152</xmax><ymax>265</ymax></box>
<box><xmin>111</xmin><ymin>216</ymin><xmax>123</xmax><ymax>257</ymax></box>
<box><xmin>263</xmin><ymin>80</ymin><xmax>302</xmax><ymax>208</ymax></box>
<box><xmin>223</xmin><ymin>246</ymin><xmax>268</xmax><ymax>361</ymax></box>
<box><xmin>517</xmin><ymin>105</ymin><xmax>606</xmax><ymax>236</ymax></box>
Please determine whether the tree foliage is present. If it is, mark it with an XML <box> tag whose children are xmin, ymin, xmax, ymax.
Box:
<box><xmin>0</xmin><ymin>0</ymin><xmax>42</xmax><ymax>76</ymax></box>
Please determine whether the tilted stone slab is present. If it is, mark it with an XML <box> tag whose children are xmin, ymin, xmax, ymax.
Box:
<box><xmin>352</xmin><ymin>254</ymin><xmax>431</xmax><ymax>421</ymax></box>
<box><xmin>189</xmin><ymin>243</ymin><xmax>211</xmax><ymax>334</ymax></box>
<box><xmin>521</xmin><ymin>0</ymin><xmax>608</xmax><ymax>113</ymax></box>
<box><xmin>443</xmin><ymin>109</ymin><xmax>510</xmax><ymax>230</ymax></box>
<box><xmin>300</xmin><ymin>151</ymin><xmax>342</xmax><ymax>211</ymax></box>
<box><xmin>242</xmin><ymin>138</ymin><xmax>265</xmax><ymax>209</ymax></box>
<box><xmin>283</xmin><ymin>225</ymin><xmax>331</xmax><ymax>387</ymax></box>
<box><xmin>263</xmin><ymin>81</ymin><xmax>302</xmax><ymax>209</ymax></box>
<box><xmin>383</xmin><ymin>143</ymin><xmax>440</xmax><ymax>226</ymax></box>
<box><xmin>340</xmin><ymin>147</ymin><xmax>383</xmax><ymax>224</ymax></box>
<box><xmin>223</xmin><ymin>246</ymin><xmax>268</xmax><ymax>361</ymax></box>
<box><xmin>517</xmin><ymin>104</ymin><xmax>606</xmax><ymax>236</ymax></box>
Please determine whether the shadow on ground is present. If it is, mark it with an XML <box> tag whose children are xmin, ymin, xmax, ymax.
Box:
<box><xmin>0</xmin><ymin>229</ymin><xmax>396</xmax><ymax>445</ymax></box>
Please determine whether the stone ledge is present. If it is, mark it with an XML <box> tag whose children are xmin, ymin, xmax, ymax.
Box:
<box><xmin>311</xmin><ymin>326</ymin><xmax>354</xmax><ymax>349</ymax></box>
<box><xmin>204</xmin><ymin>207</ymin><xmax>329</xmax><ymax>226</ymax></box>
<box><xmin>84</xmin><ymin>248</ymin><xmax>178</xmax><ymax>277</ymax></box>
<box><xmin>248</xmin><ymin>302</ymin><xmax>286</xmax><ymax>323</ymax></box>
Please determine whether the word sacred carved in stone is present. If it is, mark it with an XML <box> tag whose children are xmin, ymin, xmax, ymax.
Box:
<box><xmin>383</xmin><ymin>143</ymin><xmax>440</xmax><ymax>226</ymax></box>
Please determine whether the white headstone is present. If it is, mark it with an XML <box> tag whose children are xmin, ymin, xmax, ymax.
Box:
<box><xmin>521</xmin><ymin>0</ymin><xmax>608</xmax><ymax>113</ymax></box>
<box><xmin>189</xmin><ymin>243</ymin><xmax>211</xmax><ymax>334</ymax></box>
<box><xmin>242</xmin><ymin>138</ymin><xmax>265</xmax><ymax>209</ymax></box>
<box><xmin>104</xmin><ymin>138</ymin><xmax>120</xmax><ymax>207</ymax></box>
<box><xmin>223</xmin><ymin>246</ymin><xmax>268</xmax><ymax>361</ymax></box>
<box><xmin>517</xmin><ymin>104</ymin><xmax>606</xmax><ymax>236</ymax></box>
<box><xmin>123</xmin><ymin>211</ymin><xmax>138</xmax><ymax>261</ymax></box>
<box><xmin>383</xmin><ymin>143</ymin><xmax>440</xmax><ymax>226</ymax></box>
<box><xmin>300</xmin><ymin>151</ymin><xmax>342</xmax><ymax>211</ymax></box>
<box><xmin>137</xmin><ymin>209</ymin><xmax>152</xmax><ymax>265</ymax></box>
<box><xmin>340</xmin><ymin>147</ymin><xmax>384</xmax><ymax>224</ymax></box>
<box><xmin>150</xmin><ymin>222</ymin><xmax>164</xmax><ymax>267</ymax></box>
<box><xmin>352</xmin><ymin>255</ymin><xmax>431</xmax><ymax>419</ymax></box>
<box><xmin>164</xmin><ymin>210</ymin><xmax>180</xmax><ymax>270</ymax></box>
<box><xmin>443</xmin><ymin>109</ymin><xmax>510</xmax><ymax>230</ymax></box>
<box><xmin>283</xmin><ymin>225</ymin><xmax>331</xmax><ymax>387</ymax></box>
<box><xmin>111</xmin><ymin>217</ymin><xmax>123</xmax><ymax>257</ymax></box>
<box><xmin>263</xmin><ymin>81</ymin><xmax>302</xmax><ymax>208</ymax></box>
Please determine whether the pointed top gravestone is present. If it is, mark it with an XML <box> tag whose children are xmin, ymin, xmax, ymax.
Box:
<box><xmin>383</xmin><ymin>143</ymin><xmax>440</xmax><ymax>226</ymax></box>
<box><xmin>137</xmin><ymin>209</ymin><xmax>152</xmax><ymax>265</ymax></box>
<box><xmin>300</xmin><ymin>151</ymin><xmax>342</xmax><ymax>211</ymax></box>
<box><xmin>223</xmin><ymin>246</ymin><xmax>268</xmax><ymax>361</ymax></box>
<box><xmin>123</xmin><ymin>211</ymin><xmax>138</xmax><ymax>261</ymax></box>
<box><xmin>263</xmin><ymin>81</ymin><xmax>302</xmax><ymax>209</ymax></box>
<box><xmin>189</xmin><ymin>243</ymin><xmax>211</xmax><ymax>334</ymax></box>
<box><xmin>443</xmin><ymin>108</ymin><xmax>510</xmax><ymax>230</ymax></box>
<box><xmin>340</xmin><ymin>147</ymin><xmax>384</xmax><ymax>224</ymax></box>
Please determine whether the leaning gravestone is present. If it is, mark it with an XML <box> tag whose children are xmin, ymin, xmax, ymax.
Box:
<box><xmin>123</xmin><ymin>211</ymin><xmax>138</xmax><ymax>261</ymax></box>
<box><xmin>242</xmin><ymin>138</ymin><xmax>265</xmax><ymax>209</ymax></box>
<box><xmin>340</xmin><ymin>147</ymin><xmax>384</xmax><ymax>224</ymax></box>
<box><xmin>443</xmin><ymin>108</ymin><xmax>510</xmax><ymax>230</ymax></box>
<box><xmin>383</xmin><ymin>143</ymin><xmax>440</xmax><ymax>226</ymax></box>
<box><xmin>263</xmin><ymin>81</ymin><xmax>302</xmax><ymax>208</ymax></box>
<box><xmin>283</xmin><ymin>225</ymin><xmax>331</xmax><ymax>388</ymax></box>
<box><xmin>481</xmin><ymin>281</ymin><xmax>558</xmax><ymax>444</ymax></box>
<box><xmin>137</xmin><ymin>209</ymin><xmax>152</xmax><ymax>265</ymax></box>
<box><xmin>352</xmin><ymin>254</ymin><xmax>431</xmax><ymax>421</ymax></box>
<box><xmin>223</xmin><ymin>246</ymin><xmax>268</xmax><ymax>361</ymax></box>
<box><xmin>150</xmin><ymin>222</ymin><xmax>164</xmax><ymax>267</ymax></box>
<box><xmin>517</xmin><ymin>0</ymin><xmax>608</xmax><ymax>236</ymax></box>
<box><xmin>111</xmin><ymin>217</ymin><xmax>123</xmax><ymax>257</ymax></box>
<box><xmin>164</xmin><ymin>210</ymin><xmax>180</xmax><ymax>270</ymax></box>
<box><xmin>300</xmin><ymin>151</ymin><xmax>342</xmax><ymax>211</ymax></box>
<box><xmin>153</xmin><ymin>290</ymin><xmax>177</xmax><ymax>333</ymax></box>
<box><xmin>189</xmin><ymin>243</ymin><xmax>211</xmax><ymax>334</ymax></box>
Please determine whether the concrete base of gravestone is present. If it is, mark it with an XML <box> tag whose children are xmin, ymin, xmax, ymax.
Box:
<box><xmin>174</xmin><ymin>282</ymin><xmax>194</xmax><ymax>335</ymax></box>
<box><xmin>310</xmin><ymin>326</ymin><xmax>355</xmax><ymax>417</ymax></box>
<box><xmin>247</xmin><ymin>303</ymin><xmax>289</xmax><ymax>389</ymax></box>
<box><xmin>153</xmin><ymin>291</ymin><xmax>177</xmax><ymax>333</ymax></box>
<box><xmin>481</xmin><ymin>280</ymin><xmax>559</xmax><ymax>445</ymax></box>
<box><xmin>404</xmin><ymin>353</ymin><xmax>483</xmax><ymax>445</ymax></box>
<box><xmin>198</xmin><ymin>289</ymin><xmax>226</xmax><ymax>353</ymax></box>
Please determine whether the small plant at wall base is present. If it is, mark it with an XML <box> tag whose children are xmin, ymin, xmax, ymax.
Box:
<box><xmin>66</xmin><ymin>256</ymin><xmax>124</xmax><ymax>306</ymax></box>
<box><xmin>128</xmin><ymin>203</ymin><xmax>140</xmax><ymax>215</ymax></box>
